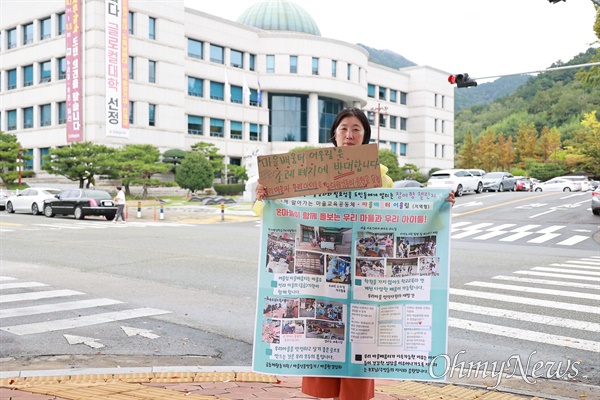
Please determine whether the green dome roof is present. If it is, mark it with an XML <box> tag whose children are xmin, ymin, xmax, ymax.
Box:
<box><xmin>237</xmin><ymin>0</ymin><xmax>321</xmax><ymax>36</ymax></box>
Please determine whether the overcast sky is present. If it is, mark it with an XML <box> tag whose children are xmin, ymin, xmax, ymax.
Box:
<box><xmin>185</xmin><ymin>0</ymin><xmax>598</xmax><ymax>81</ymax></box>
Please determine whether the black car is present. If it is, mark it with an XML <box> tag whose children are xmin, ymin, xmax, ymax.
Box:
<box><xmin>44</xmin><ymin>189</ymin><xmax>117</xmax><ymax>220</ymax></box>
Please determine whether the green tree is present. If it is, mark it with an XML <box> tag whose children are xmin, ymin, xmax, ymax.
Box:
<box><xmin>456</xmin><ymin>130</ymin><xmax>476</xmax><ymax>168</ymax></box>
<box><xmin>175</xmin><ymin>151</ymin><xmax>214</xmax><ymax>193</ymax></box>
<box><xmin>115</xmin><ymin>144</ymin><xmax>171</xmax><ymax>199</ymax></box>
<box><xmin>378</xmin><ymin>149</ymin><xmax>402</xmax><ymax>181</ymax></box>
<box><xmin>475</xmin><ymin>128</ymin><xmax>497</xmax><ymax>171</ymax></box>
<box><xmin>496</xmin><ymin>133</ymin><xmax>515</xmax><ymax>172</ymax></box>
<box><xmin>567</xmin><ymin>111</ymin><xmax>600</xmax><ymax>176</ymax></box>
<box><xmin>514</xmin><ymin>123</ymin><xmax>539</xmax><ymax>167</ymax></box>
<box><xmin>41</xmin><ymin>142</ymin><xmax>117</xmax><ymax>188</ymax></box>
<box><xmin>576</xmin><ymin>7</ymin><xmax>600</xmax><ymax>87</ymax></box>
<box><xmin>538</xmin><ymin>126</ymin><xmax>561</xmax><ymax>163</ymax></box>
<box><xmin>162</xmin><ymin>149</ymin><xmax>187</xmax><ymax>173</ymax></box>
<box><xmin>226</xmin><ymin>164</ymin><xmax>248</xmax><ymax>183</ymax></box>
<box><xmin>191</xmin><ymin>142</ymin><xmax>224</xmax><ymax>181</ymax></box>
<box><xmin>0</xmin><ymin>132</ymin><xmax>31</xmax><ymax>184</ymax></box>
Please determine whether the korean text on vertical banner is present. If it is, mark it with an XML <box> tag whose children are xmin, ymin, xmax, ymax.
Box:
<box><xmin>105</xmin><ymin>0</ymin><xmax>129</xmax><ymax>138</ymax></box>
<box><xmin>66</xmin><ymin>0</ymin><xmax>83</xmax><ymax>142</ymax></box>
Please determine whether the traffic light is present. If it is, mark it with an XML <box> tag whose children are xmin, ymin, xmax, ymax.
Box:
<box><xmin>448</xmin><ymin>73</ymin><xmax>478</xmax><ymax>88</ymax></box>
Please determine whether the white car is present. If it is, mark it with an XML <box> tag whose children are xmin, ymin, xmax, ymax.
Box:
<box><xmin>5</xmin><ymin>187</ymin><xmax>62</xmax><ymax>215</ymax></box>
<box><xmin>427</xmin><ymin>169</ymin><xmax>483</xmax><ymax>197</ymax></box>
<box><xmin>534</xmin><ymin>178</ymin><xmax>582</xmax><ymax>192</ymax></box>
<box><xmin>557</xmin><ymin>175</ymin><xmax>591</xmax><ymax>191</ymax></box>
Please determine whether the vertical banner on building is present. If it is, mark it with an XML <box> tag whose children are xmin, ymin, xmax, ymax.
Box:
<box><xmin>66</xmin><ymin>0</ymin><xmax>83</xmax><ymax>142</ymax></box>
<box><xmin>252</xmin><ymin>189</ymin><xmax>452</xmax><ymax>381</ymax></box>
<box><xmin>106</xmin><ymin>0</ymin><xmax>129</xmax><ymax>138</ymax></box>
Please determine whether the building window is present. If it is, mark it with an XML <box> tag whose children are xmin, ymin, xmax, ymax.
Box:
<box><xmin>441</xmin><ymin>145</ymin><xmax>445</xmax><ymax>158</ymax></box>
<box><xmin>129</xmin><ymin>57</ymin><xmax>134</xmax><ymax>79</ymax></box>
<box><xmin>249</xmin><ymin>54</ymin><xmax>256</xmax><ymax>71</ymax></box>
<box><xmin>442</xmin><ymin>120</ymin><xmax>445</xmax><ymax>133</ymax></box>
<box><xmin>149</xmin><ymin>104</ymin><xmax>156</xmax><ymax>126</ymax></box>
<box><xmin>210</xmin><ymin>44</ymin><xmax>224</xmax><ymax>64</ymax></box>
<box><xmin>23</xmin><ymin>107</ymin><xmax>34</xmax><ymax>129</ymax></box>
<box><xmin>400</xmin><ymin>117</ymin><xmax>407</xmax><ymax>131</ymax></box>
<box><xmin>187</xmin><ymin>76</ymin><xmax>203</xmax><ymax>97</ymax></box>
<box><xmin>290</xmin><ymin>55</ymin><xmax>297</xmax><ymax>74</ymax></box>
<box><xmin>331</xmin><ymin>60</ymin><xmax>337</xmax><ymax>77</ymax></box>
<box><xmin>400</xmin><ymin>91</ymin><xmax>407</xmax><ymax>105</ymax></box>
<box><xmin>187</xmin><ymin>115</ymin><xmax>203</xmax><ymax>135</ymax></box>
<box><xmin>435</xmin><ymin>119</ymin><xmax>438</xmax><ymax>133</ymax></box>
<box><xmin>58</xmin><ymin>101</ymin><xmax>66</xmax><ymax>124</ymax></box>
<box><xmin>347</xmin><ymin>64</ymin><xmax>351</xmax><ymax>80</ymax></box>
<box><xmin>148</xmin><ymin>60</ymin><xmax>156</xmax><ymax>83</ymax></box>
<box><xmin>188</xmin><ymin>38</ymin><xmax>202</xmax><ymax>59</ymax></box>
<box><xmin>378</xmin><ymin>86</ymin><xmax>386</xmax><ymax>101</ymax></box>
<box><xmin>267</xmin><ymin>55</ymin><xmax>275</xmax><ymax>73</ymax></box>
<box><xmin>367</xmin><ymin>84</ymin><xmax>375</xmax><ymax>98</ymax></box>
<box><xmin>7</xmin><ymin>69</ymin><xmax>17</xmax><ymax>90</ymax></box>
<box><xmin>128</xmin><ymin>11</ymin><xmax>134</xmax><ymax>34</ymax></box>
<box><xmin>230</xmin><ymin>49</ymin><xmax>243</xmax><ymax>68</ymax></box>
<box><xmin>40</xmin><ymin>147</ymin><xmax>50</xmax><ymax>166</ymax></box>
<box><xmin>249</xmin><ymin>123</ymin><xmax>260</xmax><ymax>141</ymax></box>
<box><xmin>57</xmin><ymin>13</ymin><xmax>65</xmax><ymax>35</ymax></box>
<box><xmin>210</xmin><ymin>118</ymin><xmax>224</xmax><ymax>137</ymax></box>
<box><xmin>40</xmin><ymin>104</ymin><xmax>51</xmax><ymax>126</ymax></box>
<box><xmin>128</xmin><ymin>101</ymin><xmax>134</xmax><ymax>124</ymax></box>
<box><xmin>269</xmin><ymin>94</ymin><xmax>308</xmax><ymax>142</ymax></box>
<box><xmin>390</xmin><ymin>90</ymin><xmax>397</xmax><ymax>103</ymax></box>
<box><xmin>250</xmin><ymin>89</ymin><xmax>260</xmax><ymax>107</ymax></box>
<box><xmin>230</xmin><ymin>121</ymin><xmax>242</xmax><ymax>139</ymax></box>
<box><xmin>231</xmin><ymin>85</ymin><xmax>242</xmax><ymax>104</ymax></box>
<box><xmin>40</xmin><ymin>17</ymin><xmax>51</xmax><ymax>40</ymax></box>
<box><xmin>312</xmin><ymin>57</ymin><xmax>319</xmax><ymax>75</ymax></box>
<box><xmin>389</xmin><ymin>115</ymin><xmax>397</xmax><ymax>129</ymax></box>
<box><xmin>400</xmin><ymin>143</ymin><xmax>407</xmax><ymax>156</ymax></box>
<box><xmin>441</xmin><ymin>95</ymin><xmax>445</xmax><ymax>109</ymax></box>
<box><xmin>149</xmin><ymin>17</ymin><xmax>156</xmax><ymax>40</ymax></box>
<box><xmin>7</xmin><ymin>110</ymin><xmax>17</xmax><ymax>130</ymax></box>
<box><xmin>57</xmin><ymin>57</ymin><xmax>66</xmax><ymax>80</ymax></box>
<box><xmin>390</xmin><ymin>142</ymin><xmax>397</xmax><ymax>153</ymax></box>
<box><xmin>317</xmin><ymin>97</ymin><xmax>344</xmax><ymax>143</ymax></box>
<box><xmin>7</xmin><ymin>28</ymin><xmax>17</xmax><ymax>49</ymax></box>
<box><xmin>210</xmin><ymin>81</ymin><xmax>224</xmax><ymax>101</ymax></box>
<box><xmin>23</xmin><ymin>22</ymin><xmax>33</xmax><ymax>44</ymax></box>
<box><xmin>434</xmin><ymin>144</ymin><xmax>438</xmax><ymax>157</ymax></box>
<box><xmin>40</xmin><ymin>61</ymin><xmax>51</xmax><ymax>83</ymax></box>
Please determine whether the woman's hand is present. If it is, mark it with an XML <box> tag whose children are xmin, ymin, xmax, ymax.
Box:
<box><xmin>446</xmin><ymin>190</ymin><xmax>455</xmax><ymax>207</ymax></box>
<box><xmin>256</xmin><ymin>179</ymin><xmax>268</xmax><ymax>201</ymax></box>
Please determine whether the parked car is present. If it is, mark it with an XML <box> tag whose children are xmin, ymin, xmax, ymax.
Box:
<box><xmin>43</xmin><ymin>189</ymin><xmax>117</xmax><ymax>220</ymax></box>
<box><xmin>393</xmin><ymin>180</ymin><xmax>424</xmax><ymax>188</ymax></box>
<box><xmin>592</xmin><ymin>190</ymin><xmax>600</xmax><ymax>215</ymax></box>
<box><xmin>557</xmin><ymin>175</ymin><xmax>591</xmax><ymax>191</ymax></box>
<box><xmin>530</xmin><ymin>178</ymin><xmax>541</xmax><ymax>190</ymax></box>
<box><xmin>513</xmin><ymin>176</ymin><xmax>532</xmax><ymax>191</ymax></box>
<box><xmin>467</xmin><ymin>169</ymin><xmax>486</xmax><ymax>179</ymax></box>
<box><xmin>590</xmin><ymin>180</ymin><xmax>599</xmax><ymax>191</ymax></box>
<box><xmin>534</xmin><ymin>178</ymin><xmax>582</xmax><ymax>192</ymax></box>
<box><xmin>426</xmin><ymin>169</ymin><xmax>483</xmax><ymax>197</ymax></box>
<box><xmin>5</xmin><ymin>187</ymin><xmax>62</xmax><ymax>215</ymax></box>
<box><xmin>0</xmin><ymin>189</ymin><xmax>15</xmax><ymax>210</ymax></box>
<box><xmin>481</xmin><ymin>172</ymin><xmax>518</xmax><ymax>192</ymax></box>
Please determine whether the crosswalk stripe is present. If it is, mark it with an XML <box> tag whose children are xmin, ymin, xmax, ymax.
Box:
<box><xmin>535</xmin><ymin>225</ymin><xmax>565</xmax><ymax>233</ymax></box>
<box><xmin>527</xmin><ymin>233</ymin><xmax>560</xmax><ymax>243</ymax></box>
<box><xmin>485</xmin><ymin>223</ymin><xmax>517</xmax><ymax>231</ymax></box>
<box><xmin>473</xmin><ymin>230</ymin><xmax>508</xmax><ymax>240</ymax></box>
<box><xmin>450</xmin><ymin>302</ymin><xmax>600</xmax><ymax>332</ymax></box>
<box><xmin>514</xmin><ymin>270</ymin><xmax>600</xmax><ymax>282</ymax></box>
<box><xmin>450</xmin><ymin>288</ymin><xmax>600</xmax><ymax>314</ymax></box>
<box><xmin>0</xmin><ymin>282</ymin><xmax>47</xmax><ymax>290</ymax></box>
<box><xmin>0</xmin><ymin>289</ymin><xmax>84</xmax><ymax>304</ymax></box>
<box><xmin>448</xmin><ymin>318</ymin><xmax>600</xmax><ymax>353</ymax></box>
<box><xmin>492</xmin><ymin>275</ymin><xmax>600</xmax><ymax>290</ymax></box>
<box><xmin>533</xmin><ymin>267</ymin><xmax>600</xmax><ymax>276</ymax></box>
<box><xmin>1</xmin><ymin>308</ymin><xmax>171</xmax><ymax>335</ymax></box>
<box><xmin>464</xmin><ymin>281</ymin><xmax>600</xmax><ymax>301</ymax></box>
<box><xmin>510</xmin><ymin>224</ymin><xmax>541</xmax><ymax>232</ymax></box>
<box><xmin>33</xmin><ymin>223</ymin><xmax>85</xmax><ymax>230</ymax></box>
<box><xmin>0</xmin><ymin>277</ymin><xmax>18</xmax><ymax>282</ymax></box>
<box><xmin>499</xmin><ymin>231</ymin><xmax>535</xmax><ymax>242</ymax></box>
<box><xmin>451</xmin><ymin>222</ymin><xmax>472</xmax><ymax>229</ymax></box>
<box><xmin>0</xmin><ymin>298</ymin><xmax>123</xmax><ymax>319</ymax></box>
<box><xmin>551</xmin><ymin>263</ymin><xmax>600</xmax><ymax>270</ymax></box>
<box><xmin>557</xmin><ymin>235</ymin><xmax>588</xmax><ymax>246</ymax></box>
<box><xmin>451</xmin><ymin>229</ymin><xmax>485</xmax><ymax>239</ymax></box>
<box><xmin>569</xmin><ymin>259</ymin><xmax>600</xmax><ymax>265</ymax></box>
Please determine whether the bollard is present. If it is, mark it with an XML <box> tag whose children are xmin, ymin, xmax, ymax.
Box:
<box><xmin>160</xmin><ymin>204</ymin><xmax>164</xmax><ymax>220</ymax></box>
<box><xmin>137</xmin><ymin>201</ymin><xmax>142</xmax><ymax>218</ymax></box>
<box><xmin>126</xmin><ymin>204</ymin><xmax>129</xmax><ymax>220</ymax></box>
<box><xmin>154</xmin><ymin>206</ymin><xmax>157</xmax><ymax>222</ymax></box>
<box><xmin>221</xmin><ymin>202</ymin><xmax>225</xmax><ymax>221</ymax></box>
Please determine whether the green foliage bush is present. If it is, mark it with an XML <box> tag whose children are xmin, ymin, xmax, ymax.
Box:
<box><xmin>214</xmin><ymin>184</ymin><xmax>245</xmax><ymax>195</ymax></box>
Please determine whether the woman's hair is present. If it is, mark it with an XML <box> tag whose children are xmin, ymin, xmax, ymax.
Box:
<box><xmin>330</xmin><ymin>107</ymin><xmax>371</xmax><ymax>147</ymax></box>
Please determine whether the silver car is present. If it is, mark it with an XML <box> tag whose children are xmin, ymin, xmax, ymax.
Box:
<box><xmin>482</xmin><ymin>172</ymin><xmax>518</xmax><ymax>192</ymax></box>
<box><xmin>0</xmin><ymin>189</ymin><xmax>15</xmax><ymax>210</ymax></box>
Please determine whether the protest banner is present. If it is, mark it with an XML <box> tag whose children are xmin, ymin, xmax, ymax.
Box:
<box><xmin>252</xmin><ymin>188</ymin><xmax>451</xmax><ymax>381</ymax></box>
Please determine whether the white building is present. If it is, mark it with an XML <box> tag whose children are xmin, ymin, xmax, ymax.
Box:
<box><xmin>0</xmin><ymin>0</ymin><xmax>454</xmax><ymax>176</ymax></box>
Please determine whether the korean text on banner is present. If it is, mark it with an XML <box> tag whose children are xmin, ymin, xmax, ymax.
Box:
<box><xmin>105</xmin><ymin>0</ymin><xmax>129</xmax><ymax>138</ymax></box>
<box><xmin>66</xmin><ymin>0</ymin><xmax>83</xmax><ymax>142</ymax></box>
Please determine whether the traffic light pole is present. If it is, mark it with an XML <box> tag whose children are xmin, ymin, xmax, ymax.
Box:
<box><xmin>472</xmin><ymin>61</ymin><xmax>600</xmax><ymax>81</ymax></box>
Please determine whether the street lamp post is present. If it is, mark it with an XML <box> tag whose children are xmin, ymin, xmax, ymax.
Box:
<box><xmin>369</xmin><ymin>103</ymin><xmax>388</xmax><ymax>146</ymax></box>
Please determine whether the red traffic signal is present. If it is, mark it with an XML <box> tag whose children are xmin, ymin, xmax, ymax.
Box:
<box><xmin>448</xmin><ymin>73</ymin><xmax>477</xmax><ymax>88</ymax></box>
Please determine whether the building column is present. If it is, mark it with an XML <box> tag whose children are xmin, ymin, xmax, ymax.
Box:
<box><xmin>307</xmin><ymin>92</ymin><xmax>318</xmax><ymax>145</ymax></box>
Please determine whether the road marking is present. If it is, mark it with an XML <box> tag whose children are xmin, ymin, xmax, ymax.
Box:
<box><xmin>0</xmin><ymin>282</ymin><xmax>47</xmax><ymax>290</ymax></box>
<box><xmin>576</xmin><ymin>258</ymin><xmax>600</xmax><ymax>264</ymax></box>
<box><xmin>33</xmin><ymin>223</ymin><xmax>85</xmax><ymax>230</ymax></box>
<box><xmin>565</xmin><ymin>259</ymin><xmax>600</xmax><ymax>266</ymax></box>
<box><xmin>121</xmin><ymin>326</ymin><xmax>160</xmax><ymax>339</ymax></box>
<box><xmin>492</xmin><ymin>275</ymin><xmax>600</xmax><ymax>290</ymax></box>
<box><xmin>450</xmin><ymin>302</ymin><xmax>599</xmax><ymax>332</ymax></box>
<box><xmin>1</xmin><ymin>308</ymin><xmax>171</xmax><ymax>335</ymax></box>
<box><xmin>465</xmin><ymin>281</ymin><xmax>600</xmax><ymax>301</ymax></box>
<box><xmin>64</xmin><ymin>334</ymin><xmax>104</xmax><ymax>349</ymax></box>
<box><xmin>450</xmin><ymin>288</ymin><xmax>600</xmax><ymax>314</ymax></box>
<box><xmin>527</xmin><ymin>233</ymin><xmax>561</xmax><ymax>243</ymax></box>
<box><xmin>536</xmin><ymin>225</ymin><xmax>565</xmax><ymax>233</ymax></box>
<box><xmin>451</xmin><ymin>221</ymin><xmax>473</xmax><ymax>230</ymax></box>
<box><xmin>514</xmin><ymin>270</ymin><xmax>600</xmax><ymax>282</ymax></box>
<box><xmin>448</xmin><ymin>318</ymin><xmax>599</xmax><ymax>353</ymax></box>
<box><xmin>0</xmin><ymin>298</ymin><xmax>123</xmax><ymax>319</ymax></box>
<box><xmin>0</xmin><ymin>277</ymin><xmax>18</xmax><ymax>282</ymax></box>
<box><xmin>451</xmin><ymin>230</ymin><xmax>485</xmax><ymax>239</ymax></box>
<box><xmin>551</xmin><ymin>263</ymin><xmax>600</xmax><ymax>270</ymax></box>
<box><xmin>533</xmin><ymin>267</ymin><xmax>600</xmax><ymax>276</ymax></box>
<box><xmin>473</xmin><ymin>230</ymin><xmax>509</xmax><ymax>240</ymax></box>
<box><xmin>499</xmin><ymin>231</ymin><xmax>535</xmax><ymax>242</ymax></box>
<box><xmin>0</xmin><ymin>289</ymin><xmax>84</xmax><ymax>304</ymax></box>
<box><xmin>452</xmin><ymin>192</ymin><xmax>557</xmax><ymax>217</ymax></box>
<box><xmin>557</xmin><ymin>235</ymin><xmax>589</xmax><ymax>246</ymax></box>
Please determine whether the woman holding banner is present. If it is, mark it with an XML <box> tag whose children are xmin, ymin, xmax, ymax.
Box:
<box><xmin>255</xmin><ymin>107</ymin><xmax>454</xmax><ymax>400</ymax></box>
